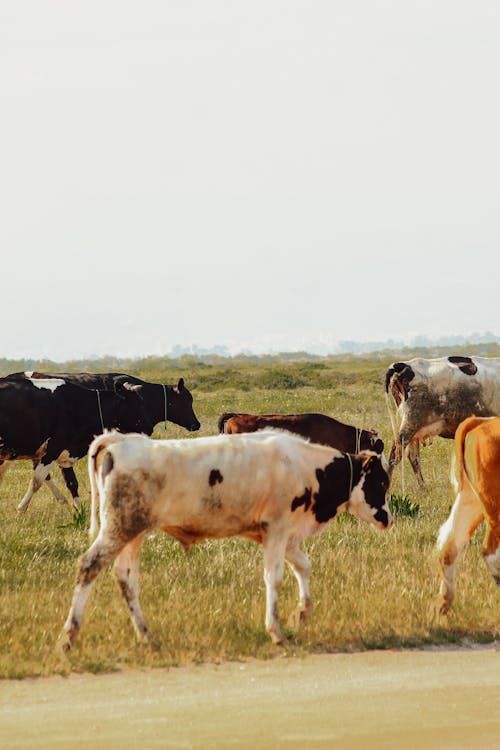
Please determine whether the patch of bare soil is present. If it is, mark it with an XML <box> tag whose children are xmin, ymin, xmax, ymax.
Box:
<box><xmin>1</xmin><ymin>648</ymin><xmax>500</xmax><ymax>749</ymax></box>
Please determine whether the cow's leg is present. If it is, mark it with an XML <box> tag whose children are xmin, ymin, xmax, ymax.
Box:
<box><xmin>483</xmin><ymin>526</ymin><xmax>500</xmax><ymax>588</ymax></box>
<box><xmin>0</xmin><ymin>460</ymin><xmax>11</xmax><ymax>485</ymax></box>
<box><xmin>285</xmin><ymin>543</ymin><xmax>313</xmax><ymax>632</ymax></box>
<box><xmin>262</xmin><ymin>534</ymin><xmax>287</xmax><ymax>644</ymax></box>
<box><xmin>44</xmin><ymin>475</ymin><xmax>69</xmax><ymax>505</ymax></box>
<box><xmin>60</xmin><ymin>467</ymin><xmax>81</xmax><ymax>510</ymax></box>
<box><xmin>113</xmin><ymin>534</ymin><xmax>157</xmax><ymax>646</ymax></box>
<box><xmin>28</xmin><ymin>458</ymin><xmax>69</xmax><ymax>506</ymax></box>
<box><xmin>62</xmin><ymin>533</ymin><xmax>125</xmax><ymax>651</ymax></box>
<box><xmin>407</xmin><ymin>440</ymin><xmax>426</xmax><ymax>489</ymax></box>
<box><xmin>437</xmin><ymin>489</ymin><xmax>483</xmax><ymax>614</ymax></box>
<box><xmin>387</xmin><ymin>441</ymin><xmax>399</xmax><ymax>479</ymax></box>
<box><xmin>17</xmin><ymin>461</ymin><xmax>55</xmax><ymax>513</ymax></box>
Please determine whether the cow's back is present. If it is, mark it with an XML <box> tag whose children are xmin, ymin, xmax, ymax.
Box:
<box><xmin>218</xmin><ymin>412</ymin><xmax>371</xmax><ymax>453</ymax></box>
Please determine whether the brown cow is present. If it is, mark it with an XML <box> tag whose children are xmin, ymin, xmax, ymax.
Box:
<box><xmin>218</xmin><ymin>412</ymin><xmax>384</xmax><ymax>457</ymax></box>
<box><xmin>437</xmin><ymin>416</ymin><xmax>500</xmax><ymax>615</ymax></box>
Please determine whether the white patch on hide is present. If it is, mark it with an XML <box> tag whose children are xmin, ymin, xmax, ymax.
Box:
<box><xmin>28</xmin><ymin>378</ymin><xmax>65</xmax><ymax>392</ymax></box>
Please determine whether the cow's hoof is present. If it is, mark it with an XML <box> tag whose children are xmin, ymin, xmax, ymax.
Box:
<box><xmin>438</xmin><ymin>601</ymin><xmax>450</xmax><ymax>616</ymax></box>
<box><xmin>287</xmin><ymin>609</ymin><xmax>307</xmax><ymax>632</ymax></box>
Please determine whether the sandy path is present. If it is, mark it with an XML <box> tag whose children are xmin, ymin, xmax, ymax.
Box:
<box><xmin>1</xmin><ymin>648</ymin><xmax>500</xmax><ymax>749</ymax></box>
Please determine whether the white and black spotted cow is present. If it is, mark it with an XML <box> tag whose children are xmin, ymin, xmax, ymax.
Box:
<box><xmin>385</xmin><ymin>355</ymin><xmax>500</xmax><ymax>487</ymax></box>
<box><xmin>1</xmin><ymin>371</ymin><xmax>200</xmax><ymax>508</ymax></box>
<box><xmin>0</xmin><ymin>377</ymin><xmax>154</xmax><ymax>512</ymax></box>
<box><xmin>62</xmin><ymin>429</ymin><xmax>391</xmax><ymax>651</ymax></box>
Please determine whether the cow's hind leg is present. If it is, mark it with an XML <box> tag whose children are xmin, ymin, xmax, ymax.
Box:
<box><xmin>17</xmin><ymin>461</ymin><xmax>55</xmax><ymax>513</ymax></box>
<box><xmin>407</xmin><ymin>441</ymin><xmax>426</xmax><ymax>489</ymax></box>
<box><xmin>437</xmin><ymin>489</ymin><xmax>483</xmax><ymax>615</ymax></box>
<box><xmin>262</xmin><ymin>533</ymin><xmax>287</xmax><ymax>644</ymax></box>
<box><xmin>62</xmin><ymin>533</ymin><xmax>125</xmax><ymax>651</ymax></box>
<box><xmin>483</xmin><ymin>526</ymin><xmax>500</xmax><ymax>588</ymax></box>
<box><xmin>113</xmin><ymin>534</ymin><xmax>157</xmax><ymax>647</ymax></box>
<box><xmin>285</xmin><ymin>543</ymin><xmax>313</xmax><ymax>632</ymax></box>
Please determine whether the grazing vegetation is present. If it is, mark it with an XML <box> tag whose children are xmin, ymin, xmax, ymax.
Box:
<box><xmin>0</xmin><ymin>349</ymin><xmax>499</xmax><ymax>678</ymax></box>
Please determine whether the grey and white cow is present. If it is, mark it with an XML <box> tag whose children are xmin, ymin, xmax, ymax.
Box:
<box><xmin>385</xmin><ymin>355</ymin><xmax>500</xmax><ymax>487</ymax></box>
<box><xmin>62</xmin><ymin>429</ymin><xmax>391</xmax><ymax>650</ymax></box>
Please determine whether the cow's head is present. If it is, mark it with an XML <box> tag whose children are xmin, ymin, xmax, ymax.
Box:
<box><xmin>361</xmin><ymin>429</ymin><xmax>384</xmax><ymax>455</ymax></box>
<box><xmin>167</xmin><ymin>378</ymin><xmax>201</xmax><ymax>432</ymax></box>
<box><xmin>348</xmin><ymin>454</ymin><xmax>392</xmax><ymax>529</ymax></box>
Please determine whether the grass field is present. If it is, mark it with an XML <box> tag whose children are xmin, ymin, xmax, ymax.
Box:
<box><xmin>0</xmin><ymin>353</ymin><xmax>499</xmax><ymax>678</ymax></box>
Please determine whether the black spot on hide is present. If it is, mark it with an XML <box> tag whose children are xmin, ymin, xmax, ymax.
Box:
<box><xmin>209</xmin><ymin>469</ymin><xmax>223</xmax><ymax>486</ymax></box>
<box><xmin>312</xmin><ymin>457</ymin><xmax>362</xmax><ymax>524</ymax></box>
<box><xmin>362</xmin><ymin>456</ymin><xmax>391</xmax><ymax>526</ymax></box>
<box><xmin>448</xmin><ymin>356</ymin><xmax>478</xmax><ymax>376</ymax></box>
<box><xmin>291</xmin><ymin>487</ymin><xmax>312</xmax><ymax>512</ymax></box>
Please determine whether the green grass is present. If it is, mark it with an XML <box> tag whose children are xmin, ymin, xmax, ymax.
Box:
<box><xmin>388</xmin><ymin>493</ymin><xmax>420</xmax><ymax>518</ymax></box>
<box><xmin>0</xmin><ymin>353</ymin><xmax>498</xmax><ymax>678</ymax></box>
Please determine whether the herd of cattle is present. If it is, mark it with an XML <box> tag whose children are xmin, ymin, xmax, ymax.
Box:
<box><xmin>1</xmin><ymin>354</ymin><xmax>499</xmax><ymax>650</ymax></box>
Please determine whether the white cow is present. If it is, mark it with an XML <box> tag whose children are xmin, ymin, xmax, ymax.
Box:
<box><xmin>385</xmin><ymin>355</ymin><xmax>500</xmax><ymax>486</ymax></box>
<box><xmin>62</xmin><ymin>429</ymin><xmax>391</xmax><ymax>650</ymax></box>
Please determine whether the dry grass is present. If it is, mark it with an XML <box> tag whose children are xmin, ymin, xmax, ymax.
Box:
<box><xmin>0</xmin><ymin>368</ymin><xmax>499</xmax><ymax>678</ymax></box>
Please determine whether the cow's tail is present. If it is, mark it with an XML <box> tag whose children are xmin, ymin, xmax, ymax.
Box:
<box><xmin>451</xmin><ymin>416</ymin><xmax>484</xmax><ymax>495</ymax></box>
<box><xmin>218</xmin><ymin>413</ymin><xmax>238</xmax><ymax>434</ymax></box>
<box><xmin>88</xmin><ymin>431</ymin><xmax>123</xmax><ymax>540</ymax></box>
<box><xmin>385</xmin><ymin>390</ymin><xmax>399</xmax><ymax>444</ymax></box>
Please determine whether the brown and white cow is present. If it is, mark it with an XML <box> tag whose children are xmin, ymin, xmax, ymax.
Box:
<box><xmin>437</xmin><ymin>416</ymin><xmax>500</xmax><ymax>615</ymax></box>
<box><xmin>62</xmin><ymin>429</ymin><xmax>391</xmax><ymax>651</ymax></box>
<box><xmin>385</xmin><ymin>356</ymin><xmax>500</xmax><ymax>487</ymax></box>
<box><xmin>219</xmin><ymin>412</ymin><xmax>385</xmax><ymax>457</ymax></box>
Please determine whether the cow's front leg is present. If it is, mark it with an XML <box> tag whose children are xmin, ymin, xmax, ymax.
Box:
<box><xmin>262</xmin><ymin>534</ymin><xmax>287</xmax><ymax>644</ymax></box>
<box><xmin>437</xmin><ymin>490</ymin><xmax>483</xmax><ymax>614</ymax></box>
<box><xmin>17</xmin><ymin>461</ymin><xmax>54</xmax><ymax>513</ymax></box>
<box><xmin>285</xmin><ymin>543</ymin><xmax>313</xmax><ymax>632</ymax></box>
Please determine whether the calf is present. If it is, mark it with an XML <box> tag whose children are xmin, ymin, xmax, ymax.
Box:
<box><xmin>218</xmin><ymin>412</ymin><xmax>384</xmax><ymax>455</ymax></box>
<box><xmin>385</xmin><ymin>356</ymin><xmax>500</xmax><ymax>487</ymax></box>
<box><xmin>1</xmin><ymin>371</ymin><xmax>200</xmax><ymax>507</ymax></box>
<box><xmin>0</xmin><ymin>377</ymin><xmax>148</xmax><ymax>512</ymax></box>
<box><xmin>62</xmin><ymin>429</ymin><xmax>391</xmax><ymax>650</ymax></box>
<box><xmin>437</xmin><ymin>416</ymin><xmax>500</xmax><ymax>615</ymax></box>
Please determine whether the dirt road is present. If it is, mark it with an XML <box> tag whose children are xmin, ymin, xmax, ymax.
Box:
<box><xmin>1</xmin><ymin>648</ymin><xmax>499</xmax><ymax>749</ymax></box>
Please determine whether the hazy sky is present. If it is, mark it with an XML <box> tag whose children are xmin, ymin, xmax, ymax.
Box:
<box><xmin>1</xmin><ymin>1</ymin><xmax>499</xmax><ymax>359</ymax></box>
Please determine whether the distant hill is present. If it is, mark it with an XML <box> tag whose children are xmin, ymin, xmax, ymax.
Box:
<box><xmin>0</xmin><ymin>336</ymin><xmax>499</xmax><ymax>377</ymax></box>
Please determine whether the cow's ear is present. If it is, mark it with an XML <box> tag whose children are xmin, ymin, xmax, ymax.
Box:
<box><xmin>177</xmin><ymin>378</ymin><xmax>185</xmax><ymax>392</ymax></box>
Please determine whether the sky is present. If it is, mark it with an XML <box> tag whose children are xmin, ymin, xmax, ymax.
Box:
<box><xmin>1</xmin><ymin>1</ymin><xmax>499</xmax><ymax>360</ymax></box>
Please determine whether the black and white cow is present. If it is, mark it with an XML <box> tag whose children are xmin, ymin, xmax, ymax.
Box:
<box><xmin>1</xmin><ymin>371</ymin><xmax>200</xmax><ymax>508</ymax></box>
<box><xmin>62</xmin><ymin>429</ymin><xmax>391</xmax><ymax>650</ymax></box>
<box><xmin>385</xmin><ymin>355</ymin><xmax>500</xmax><ymax>486</ymax></box>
